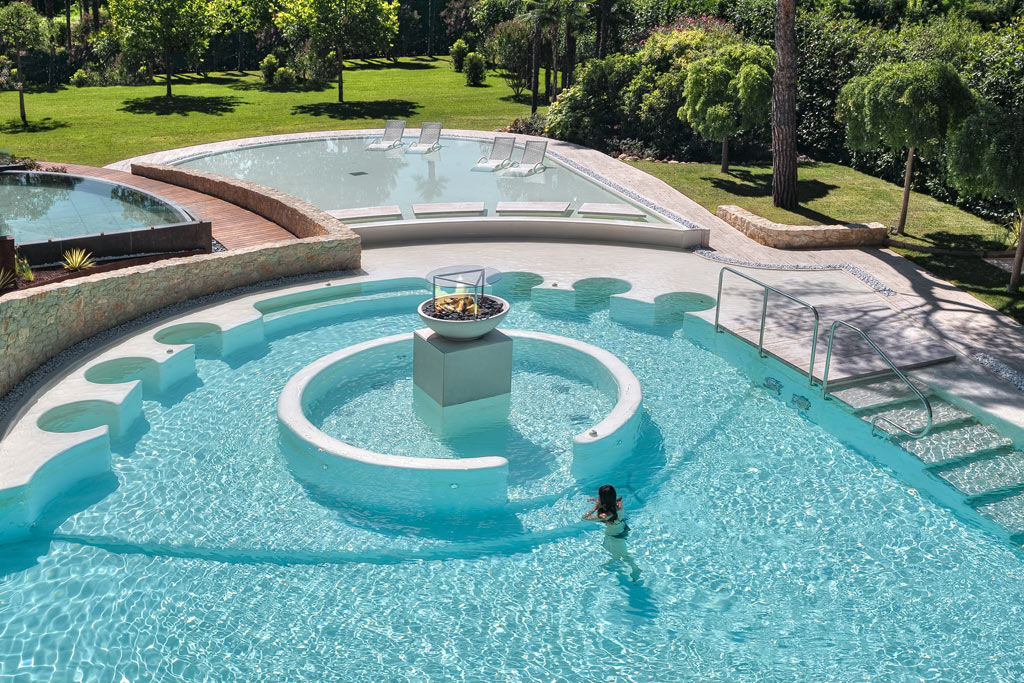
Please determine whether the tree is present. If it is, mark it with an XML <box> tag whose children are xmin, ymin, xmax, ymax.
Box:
<box><xmin>522</xmin><ymin>0</ymin><xmax>557</xmax><ymax>113</ymax></box>
<box><xmin>276</xmin><ymin>0</ymin><xmax>399</xmax><ymax>104</ymax></box>
<box><xmin>837</xmin><ymin>60</ymin><xmax>973</xmax><ymax>235</ymax></box>
<box><xmin>487</xmin><ymin>19</ymin><xmax>532</xmax><ymax>98</ymax></box>
<box><xmin>771</xmin><ymin>0</ymin><xmax>798</xmax><ymax>209</ymax></box>
<box><xmin>681</xmin><ymin>43</ymin><xmax>774</xmax><ymax>173</ymax></box>
<box><xmin>108</xmin><ymin>0</ymin><xmax>215</xmax><ymax>98</ymax></box>
<box><xmin>560</xmin><ymin>0</ymin><xmax>588</xmax><ymax>90</ymax></box>
<box><xmin>947</xmin><ymin>101</ymin><xmax>1024</xmax><ymax>292</ymax></box>
<box><xmin>213</xmin><ymin>0</ymin><xmax>275</xmax><ymax>71</ymax></box>
<box><xmin>0</xmin><ymin>2</ymin><xmax>48</xmax><ymax>125</ymax></box>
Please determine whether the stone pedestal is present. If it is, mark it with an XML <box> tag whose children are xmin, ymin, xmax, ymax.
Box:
<box><xmin>413</xmin><ymin>328</ymin><xmax>513</xmax><ymax>407</ymax></box>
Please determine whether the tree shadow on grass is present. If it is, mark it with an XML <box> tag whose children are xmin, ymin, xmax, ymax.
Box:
<box><xmin>291</xmin><ymin>99</ymin><xmax>420</xmax><ymax>120</ymax></box>
<box><xmin>707</xmin><ymin>167</ymin><xmax>842</xmax><ymax>223</ymax></box>
<box><xmin>499</xmin><ymin>92</ymin><xmax>530</xmax><ymax>104</ymax></box>
<box><xmin>229</xmin><ymin>80</ymin><xmax>332</xmax><ymax>93</ymax></box>
<box><xmin>0</xmin><ymin>117</ymin><xmax>69</xmax><ymax>133</ymax></box>
<box><xmin>349</xmin><ymin>58</ymin><xmax>436</xmax><ymax>71</ymax></box>
<box><xmin>119</xmin><ymin>94</ymin><xmax>243</xmax><ymax>116</ymax></box>
<box><xmin>909</xmin><ymin>229</ymin><xmax>1013</xmax><ymax>252</ymax></box>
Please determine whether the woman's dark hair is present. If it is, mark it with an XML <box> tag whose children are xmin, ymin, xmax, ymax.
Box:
<box><xmin>597</xmin><ymin>484</ymin><xmax>618</xmax><ymax>522</ymax></box>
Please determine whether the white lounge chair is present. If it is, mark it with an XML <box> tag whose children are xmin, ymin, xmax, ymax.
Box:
<box><xmin>367</xmin><ymin>120</ymin><xmax>405</xmax><ymax>150</ymax></box>
<box><xmin>407</xmin><ymin>122</ymin><xmax>442</xmax><ymax>153</ymax></box>
<box><xmin>472</xmin><ymin>136</ymin><xmax>516</xmax><ymax>172</ymax></box>
<box><xmin>505</xmin><ymin>140</ymin><xmax>547</xmax><ymax>175</ymax></box>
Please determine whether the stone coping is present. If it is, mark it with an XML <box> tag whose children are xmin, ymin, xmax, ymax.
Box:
<box><xmin>717</xmin><ymin>205</ymin><xmax>887</xmax><ymax>249</ymax></box>
<box><xmin>131</xmin><ymin>162</ymin><xmax>357</xmax><ymax>241</ymax></box>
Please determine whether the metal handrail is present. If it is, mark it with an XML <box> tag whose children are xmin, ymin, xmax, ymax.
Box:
<box><xmin>714</xmin><ymin>267</ymin><xmax>820</xmax><ymax>385</ymax></box>
<box><xmin>821</xmin><ymin>320</ymin><xmax>933</xmax><ymax>439</ymax></box>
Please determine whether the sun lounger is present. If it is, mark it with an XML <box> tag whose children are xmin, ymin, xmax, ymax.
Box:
<box><xmin>407</xmin><ymin>122</ymin><xmax>442</xmax><ymax>153</ymax></box>
<box><xmin>505</xmin><ymin>140</ymin><xmax>547</xmax><ymax>175</ymax></box>
<box><xmin>472</xmin><ymin>136</ymin><xmax>516</xmax><ymax>171</ymax></box>
<box><xmin>367</xmin><ymin>120</ymin><xmax>405</xmax><ymax>150</ymax></box>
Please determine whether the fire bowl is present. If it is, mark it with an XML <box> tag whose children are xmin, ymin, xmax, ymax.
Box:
<box><xmin>417</xmin><ymin>295</ymin><xmax>510</xmax><ymax>341</ymax></box>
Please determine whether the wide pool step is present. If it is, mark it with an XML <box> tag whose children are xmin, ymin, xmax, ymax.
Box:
<box><xmin>937</xmin><ymin>449</ymin><xmax>1024</xmax><ymax>498</ymax></box>
<box><xmin>829</xmin><ymin>377</ymin><xmax>933</xmax><ymax>411</ymax></box>
<box><xmin>898</xmin><ymin>422</ymin><xmax>1014</xmax><ymax>465</ymax></box>
<box><xmin>977</xmin><ymin>492</ymin><xmax>1024</xmax><ymax>538</ymax></box>
<box><xmin>862</xmin><ymin>398</ymin><xmax>972</xmax><ymax>435</ymax></box>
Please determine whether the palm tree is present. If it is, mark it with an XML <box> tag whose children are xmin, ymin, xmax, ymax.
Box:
<box><xmin>771</xmin><ymin>0</ymin><xmax>798</xmax><ymax>209</ymax></box>
<box><xmin>522</xmin><ymin>0</ymin><xmax>559</xmax><ymax>111</ymax></box>
<box><xmin>561</xmin><ymin>0</ymin><xmax>589</xmax><ymax>90</ymax></box>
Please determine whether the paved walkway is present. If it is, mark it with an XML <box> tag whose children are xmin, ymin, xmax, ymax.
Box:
<box><xmin>61</xmin><ymin>163</ymin><xmax>295</xmax><ymax>250</ymax></box>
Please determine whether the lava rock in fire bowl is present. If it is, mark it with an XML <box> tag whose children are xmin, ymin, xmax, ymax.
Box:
<box><xmin>418</xmin><ymin>294</ymin><xmax>510</xmax><ymax>340</ymax></box>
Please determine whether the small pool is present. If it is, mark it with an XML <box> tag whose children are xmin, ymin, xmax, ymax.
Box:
<box><xmin>0</xmin><ymin>172</ymin><xmax>188</xmax><ymax>244</ymax></box>
<box><xmin>2</xmin><ymin>277</ymin><xmax>1024</xmax><ymax>680</ymax></box>
<box><xmin>174</xmin><ymin>136</ymin><xmax>666</xmax><ymax>223</ymax></box>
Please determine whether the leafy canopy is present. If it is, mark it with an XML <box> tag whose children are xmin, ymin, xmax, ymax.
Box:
<box><xmin>680</xmin><ymin>42</ymin><xmax>774</xmax><ymax>143</ymax></box>
<box><xmin>836</xmin><ymin>60</ymin><xmax>974</xmax><ymax>156</ymax></box>
<box><xmin>108</xmin><ymin>0</ymin><xmax>215</xmax><ymax>64</ymax></box>
<box><xmin>947</xmin><ymin>99</ymin><xmax>1024</xmax><ymax>210</ymax></box>
<box><xmin>0</xmin><ymin>3</ymin><xmax>48</xmax><ymax>56</ymax></box>
<box><xmin>275</xmin><ymin>0</ymin><xmax>399</xmax><ymax>58</ymax></box>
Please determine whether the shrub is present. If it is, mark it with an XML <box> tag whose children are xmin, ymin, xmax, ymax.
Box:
<box><xmin>486</xmin><ymin>20</ymin><xmax>532</xmax><ymax>98</ymax></box>
<box><xmin>274</xmin><ymin>66</ymin><xmax>297</xmax><ymax>88</ymax></box>
<box><xmin>14</xmin><ymin>252</ymin><xmax>32</xmax><ymax>282</ymax></box>
<box><xmin>69</xmin><ymin>68</ymin><xmax>93</xmax><ymax>87</ymax></box>
<box><xmin>62</xmin><ymin>249</ymin><xmax>95</xmax><ymax>272</ymax></box>
<box><xmin>507</xmin><ymin>112</ymin><xmax>547</xmax><ymax>136</ymax></box>
<box><xmin>450</xmin><ymin>38</ymin><xmax>470</xmax><ymax>72</ymax></box>
<box><xmin>259</xmin><ymin>54</ymin><xmax>279</xmax><ymax>85</ymax></box>
<box><xmin>0</xmin><ymin>268</ymin><xmax>14</xmax><ymax>291</ymax></box>
<box><xmin>464</xmin><ymin>52</ymin><xmax>486</xmax><ymax>86</ymax></box>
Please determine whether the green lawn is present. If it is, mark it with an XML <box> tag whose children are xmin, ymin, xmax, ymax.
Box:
<box><xmin>634</xmin><ymin>160</ymin><xmax>1023</xmax><ymax>324</ymax></box>
<box><xmin>632</xmin><ymin>161</ymin><xmax>1015</xmax><ymax>251</ymax></box>
<box><xmin>1</xmin><ymin>57</ymin><xmax>537</xmax><ymax>167</ymax></box>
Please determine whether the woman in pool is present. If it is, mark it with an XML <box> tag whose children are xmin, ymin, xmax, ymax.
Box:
<box><xmin>583</xmin><ymin>485</ymin><xmax>641</xmax><ymax>581</ymax></box>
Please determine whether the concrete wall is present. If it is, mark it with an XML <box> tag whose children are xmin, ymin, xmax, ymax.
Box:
<box><xmin>0</xmin><ymin>235</ymin><xmax>360</xmax><ymax>399</ymax></box>
<box><xmin>131</xmin><ymin>163</ymin><xmax>354</xmax><ymax>240</ymax></box>
<box><xmin>717</xmin><ymin>205</ymin><xmax>887</xmax><ymax>249</ymax></box>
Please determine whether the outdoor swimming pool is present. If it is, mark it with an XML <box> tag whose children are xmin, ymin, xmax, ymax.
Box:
<box><xmin>0</xmin><ymin>171</ymin><xmax>187</xmax><ymax>244</ymax></box>
<box><xmin>173</xmin><ymin>136</ymin><xmax>667</xmax><ymax>223</ymax></box>
<box><xmin>1</xmin><ymin>277</ymin><xmax>1023</xmax><ymax>681</ymax></box>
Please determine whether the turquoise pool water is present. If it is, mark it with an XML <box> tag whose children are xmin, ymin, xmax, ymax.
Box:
<box><xmin>0</xmin><ymin>172</ymin><xmax>186</xmax><ymax>243</ymax></box>
<box><xmin>2</xmin><ymin>283</ymin><xmax>1024</xmax><ymax>680</ymax></box>
<box><xmin>174</xmin><ymin>136</ymin><xmax>665</xmax><ymax>222</ymax></box>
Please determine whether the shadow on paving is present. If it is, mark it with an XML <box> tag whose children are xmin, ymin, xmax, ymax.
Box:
<box><xmin>118</xmin><ymin>94</ymin><xmax>244</xmax><ymax>116</ymax></box>
<box><xmin>291</xmin><ymin>99</ymin><xmax>420</xmax><ymax>120</ymax></box>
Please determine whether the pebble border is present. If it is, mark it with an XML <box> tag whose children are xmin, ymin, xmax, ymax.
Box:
<box><xmin>692</xmin><ymin>247</ymin><xmax>897</xmax><ymax>297</ymax></box>
<box><xmin>973</xmin><ymin>353</ymin><xmax>1024</xmax><ymax>393</ymax></box>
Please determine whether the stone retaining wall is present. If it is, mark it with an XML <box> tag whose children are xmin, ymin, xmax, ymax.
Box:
<box><xmin>0</xmin><ymin>236</ymin><xmax>360</xmax><ymax>399</ymax></box>
<box><xmin>717</xmin><ymin>205</ymin><xmax>887</xmax><ymax>249</ymax></box>
<box><xmin>131</xmin><ymin>163</ymin><xmax>355</xmax><ymax>240</ymax></box>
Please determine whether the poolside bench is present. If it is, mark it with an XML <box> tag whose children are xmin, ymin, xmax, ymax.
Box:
<box><xmin>495</xmin><ymin>202</ymin><xmax>571</xmax><ymax>216</ymax></box>
<box><xmin>577</xmin><ymin>203</ymin><xmax>648</xmax><ymax>221</ymax></box>
<box><xmin>412</xmin><ymin>202</ymin><xmax>487</xmax><ymax>217</ymax></box>
<box><xmin>328</xmin><ymin>206</ymin><xmax>404</xmax><ymax>222</ymax></box>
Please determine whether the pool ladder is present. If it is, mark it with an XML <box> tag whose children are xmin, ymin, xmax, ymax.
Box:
<box><xmin>714</xmin><ymin>267</ymin><xmax>932</xmax><ymax>439</ymax></box>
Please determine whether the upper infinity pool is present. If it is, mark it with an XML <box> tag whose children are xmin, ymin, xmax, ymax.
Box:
<box><xmin>0</xmin><ymin>171</ymin><xmax>187</xmax><ymax>244</ymax></box>
<box><xmin>174</xmin><ymin>136</ymin><xmax>666</xmax><ymax>222</ymax></box>
<box><xmin>2</xmin><ymin>277</ymin><xmax>1024</xmax><ymax>680</ymax></box>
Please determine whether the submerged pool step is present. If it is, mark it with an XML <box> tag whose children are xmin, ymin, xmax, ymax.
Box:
<box><xmin>897</xmin><ymin>422</ymin><xmax>1015</xmax><ymax>466</ymax></box>
<box><xmin>828</xmin><ymin>377</ymin><xmax>933</xmax><ymax>412</ymax></box>
<box><xmin>936</xmin><ymin>448</ymin><xmax>1024</xmax><ymax>500</ymax></box>
<box><xmin>861</xmin><ymin>398</ymin><xmax>973</xmax><ymax>435</ymax></box>
<box><xmin>977</xmin><ymin>491</ymin><xmax>1024</xmax><ymax>538</ymax></box>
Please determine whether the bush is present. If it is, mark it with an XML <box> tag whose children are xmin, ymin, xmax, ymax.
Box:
<box><xmin>507</xmin><ymin>112</ymin><xmax>547</xmax><ymax>136</ymax></box>
<box><xmin>464</xmin><ymin>52</ymin><xmax>486</xmax><ymax>86</ymax></box>
<box><xmin>259</xmin><ymin>54</ymin><xmax>279</xmax><ymax>84</ymax></box>
<box><xmin>450</xmin><ymin>38</ymin><xmax>470</xmax><ymax>72</ymax></box>
<box><xmin>486</xmin><ymin>20</ymin><xmax>531</xmax><ymax>98</ymax></box>
<box><xmin>69</xmin><ymin>68</ymin><xmax>92</xmax><ymax>87</ymax></box>
<box><xmin>274</xmin><ymin>66</ymin><xmax>297</xmax><ymax>88</ymax></box>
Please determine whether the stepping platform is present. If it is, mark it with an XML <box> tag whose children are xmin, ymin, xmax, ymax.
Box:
<box><xmin>328</xmin><ymin>206</ymin><xmax>403</xmax><ymax>222</ymax></box>
<box><xmin>577</xmin><ymin>202</ymin><xmax>648</xmax><ymax>220</ymax></box>
<box><xmin>412</xmin><ymin>202</ymin><xmax>486</xmax><ymax>217</ymax></box>
<box><xmin>719</xmin><ymin>301</ymin><xmax>956</xmax><ymax>384</ymax></box>
<box><xmin>495</xmin><ymin>201</ymin><xmax>570</xmax><ymax>216</ymax></box>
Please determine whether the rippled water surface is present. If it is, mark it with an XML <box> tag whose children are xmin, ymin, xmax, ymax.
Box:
<box><xmin>2</xmin><ymin>287</ymin><xmax>1024</xmax><ymax>681</ymax></box>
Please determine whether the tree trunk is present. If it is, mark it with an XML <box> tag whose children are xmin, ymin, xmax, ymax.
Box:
<box><xmin>338</xmin><ymin>51</ymin><xmax>345</xmax><ymax>103</ymax></box>
<box><xmin>544</xmin><ymin>65</ymin><xmax>550</xmax><ymax>104</ymax></box>
<box><xmin>91</xmin><ymin>0</ymin><xmax>99</xmax><ymax>31</ymax></box>
<box><xmin>563</xmin><ymin>25</ymin><xmax>574</xmax><ymax>89</ymax></box>
<box><xmin>237</xmin><ymin>30</ymin><xmax>243</xmax><ymax>72</ymax></box>
<box><xmin>530</xmin><ymin>23</ymin><xmax>540</xmax><ymax>113</ymax></box>
<box><xmin>65</xmin><ymin>0</ymin><xmax>71</xmax><ymax>51</ymax></box>
<box><xmin>1009</xmin><ymin>209</ymin><xmax>1024</xmax><ymax>292</ymax></box>
<box><xmin>896</xmin><ymin>147</ymin><xmax>914</xmax><ymax>235</ymax></box>
<box><xmin>597</xmin><ymin>0</ymin><xmax>610</xmax><ymax>58</ymax></box>
<box><xmin>550</xmin><ymin>26</ymin><xmax>559</xmax><ymax>101</ymax></box>
<box><xmin>45</xmin><ymin>0</ymin><xmax>54</xmax><ymax>86</ymax></box>
<box><xmin>16</xmin><ymin>49</ymin><xmax>26</xmax><ymax>124</ymax></box>
<box><xmin>427</xmin><ymin>0</ymin><xmax>433</xmax><ymax>57</ymax></box>
<box><xmin>721</xmin><ymin>138</ymin><xmax>729</xmax><ymax>173</ymax></box>
<box><xmin>771</xmin><ymin>0</ymin><xmax>798</xmax><ymax>210</ymax></box>
<box><xmin>165</xmin><ymin>46</ymin><xmax>173</xmax><ymax>98</ymax></box>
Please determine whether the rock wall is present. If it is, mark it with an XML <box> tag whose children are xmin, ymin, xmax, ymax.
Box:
<box><xmin>0</xmin><ymin>236</ymin><xmax>360</xmax><ymax>399</ymax></box>
<box><xmin>131</xmin><ymin>163</ymin><xmax>355</xmax><ymax>240</ymax></box>
<box><xmin>717</xmin><ymin>205</ymin><xmax>887</xmax><ymax>249</ymax></box>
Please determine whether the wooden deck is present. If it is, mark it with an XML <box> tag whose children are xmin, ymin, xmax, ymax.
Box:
<box><xmin>61</xmin><ymin>163</ymin><xmax>296</xmax><ymax>250</ymax></box>
<box><xmin>718</xmin><ymin>299</ymin><xmax>956</xmax><ymax>384</ymax></box>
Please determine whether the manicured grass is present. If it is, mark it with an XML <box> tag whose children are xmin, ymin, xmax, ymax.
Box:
<box><xmin>632</xmin><ymin>161</ymin><xmax>1015</xmax><ymax>251</ymax></box>
<box><xmin>1</xmin><ymin>57</ymin><xmax>537</xmax><ymax>167</ymax></box>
